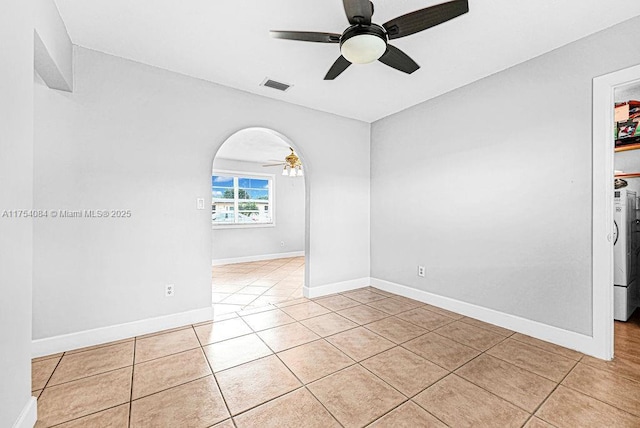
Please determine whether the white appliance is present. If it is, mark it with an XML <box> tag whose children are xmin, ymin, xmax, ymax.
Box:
<box><xmin>614</xmin><ymin>188</ymin><xmax>639</xmax><ymax>321</ymax></box>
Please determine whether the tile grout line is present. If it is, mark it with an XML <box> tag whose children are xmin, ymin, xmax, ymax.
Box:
<box><xmin>128</xmin><ymin>336</ymin><xmax>136</xmax><ymax>428</ymax></box>
<box><xmin>215</xmin><ymin>321</ymin><xmax>342</xmax><ymax>425</ymax></box>
<box><xmin>558</xmin><ymin>363</ymin><xmax>640</xmax><ymax>420</ymax></box>
<box><xmin>192</xmin><ymin>324</ymin><xmax>236</xmax><ymax>425</ymax></box>
<box><xmin>524</xmin><ymin>357</ymin><xmax>582</xmax><ymax>427</ymax></box>
<box><xmin>41</xmin><ymin>346</ymin><xmax>200</xmax><ymax>391</ymax></box>
<box><xmin>130</xmin><ymin>374</ymin><xmax>213</xmax><ymax>405</ymax></box>
<box><xmin>363</xmin><ymin>382</ymin><xmax>451</xmax><ymax>428</ymax></box>
<box><xmin>301</xmin><ymin>315</ymin><xmax>451</xmax><ymax>427</ymax></box>
<box><xmin>46</xmin><ymin>403</ymin><xmax>130</xmax><ymax>427</ymax></box>
<box><xmin>249</xmin><ymin>331</ymin><xmax>346</xmax><ymax>428</ymax></box>
<box><xmin>38</xmin><ymin>350</ymin><xmax>65</xmax><ymax>393</ymax></box>
<box><xmin>509</xmin><ymin>334</ymin><xmax>583</xmax><ymax>361</ymax></box>
<box><xmin>62</xmin><ymin>337</ymin><xmax>136</xmax><ymax>355</ymax></box>
<box><xmin>446</xmin><ymin>334</ymin><xmax>547</xmax><ymax>417</ymax></box>
<box><xmin>579</xmin><ymin>356</ymin><xmax>640</xmax><ymax>385</ymax></box>
<box><xmin>482</xmin><ymin>342</ymin><xmax>576</xmax><ymax>384</ymax></box>
<box><xmin>43</xmin><ymin>348</ymin><xmax>137</xmax><ymax>389</ymax></box>
<box><xmin>133</xmin><ymin>343</ymin><xmax>203</xmax><ymax>365</ymax></box>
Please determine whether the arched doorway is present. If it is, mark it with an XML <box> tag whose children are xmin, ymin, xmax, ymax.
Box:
<box><xmin>210</xmin><ymin>128</ymin><xmax>308</xmax><ymax>316</ymax></box>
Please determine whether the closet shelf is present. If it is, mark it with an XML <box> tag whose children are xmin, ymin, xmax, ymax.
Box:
<box><xmin>615</xmin><ymin>172</ymin><xmax>640</xmax><ymax>179</ymax></box>
<box><xmin>615</xmin><ymin>142</ymin><xmax>640</xmax><ymax>152</ymax></box>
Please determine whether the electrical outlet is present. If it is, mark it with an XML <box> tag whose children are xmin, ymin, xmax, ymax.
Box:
<box><xmin>280</xmin><ymin>241</ymin><xmax>285</xmax><ymax>247</ymax></box>
<box><xmin>165</xmin><ymin>284</ymin><xmax>175</xmax><ymax>297</ymax></box>
<box><xmin>196</xmin><ymin>198</ymin><xmax>205</xmax><ymax>210</ymax></box>
<box><xmin>417</xmin><ymin>266</ymin><xmax>425</xmax><ymax>277</ymax></box>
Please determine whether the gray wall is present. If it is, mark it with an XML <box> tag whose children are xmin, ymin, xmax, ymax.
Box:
<box><xmin>212</xmin><ymin>158</ymin><xmax>305</xmax><ymax>261</ymax></box>
<box><xmin>0</xmin><ymin>1</ymin><xmax>34</xmax><ymax>425</ymax></box>
<box><xmin>34</xmin><ymin>46</ymin><xmax>370</xmax><ymax>340</ymax></box>
<box><xmin>371</xmin><ymin>16</ymin><xmax>640</xmax><ymax>336</ymax></box>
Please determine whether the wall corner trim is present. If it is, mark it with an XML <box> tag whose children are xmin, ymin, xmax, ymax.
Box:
<box><xmin>212</xmin><ymin>251</ymin><xmax>304</xmax><ymax>266</ymax></box>
<box><xmin>32</xmin><ymin>306</ymin><xmax>213</xmax><ymax>358</ymax></box>
<box><xmin>12</xmin><ymin>396</ymin><xmax>37</xmax><ymax>428</ymax></box>
<box><xmin>303</xmin><ymin>277</ymin><xmax>370</xmax><ymax>299</ymax></box>
<box><xmin>370</xmin><ymin>278</ymin><xmax>608</xmax><ymax>359</ymax></box>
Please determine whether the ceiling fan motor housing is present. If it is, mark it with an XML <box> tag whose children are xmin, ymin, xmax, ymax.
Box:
<box><xmin>340</xmin><ymin>24</ymin><xmax>388</xmax><ymax>64</ymax></box>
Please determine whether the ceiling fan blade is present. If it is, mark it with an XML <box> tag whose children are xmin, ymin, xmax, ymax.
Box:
<box><xmin>270</xmin><ymin>31</ymin><xmax>341</xmax><ymax>43</ymax></box>
<box><xmin>383</xmin><ymin>0</ymin><xmax>468</xmax><ymax>40</ymax></box>
<box><xmin>343</xmin><ymin>0</ymin><xmax>374</xmax><ymax>25</ymax></box>
<box><xmin>324</xmin><ymin>56</ymin><xmax>352</xmax><ymax>80</ymax></box>
<box><xmin>378</xmin><ymin>45</ymin><xmax>420</xmax><ymax>74</ymax></box>
<box><xmin>262</xmin><ymin>163</ymin><xmax>285</xmax><ymax>167</ymax></box>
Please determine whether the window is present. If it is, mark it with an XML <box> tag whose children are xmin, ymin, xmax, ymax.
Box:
<box><xmin>212</xmin><ymin>172</ymin><xmax>273</xmax><ymax>226</ymax></box>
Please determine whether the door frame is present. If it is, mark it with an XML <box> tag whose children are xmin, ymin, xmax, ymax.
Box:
<box><xmin>592</xmin><ymin>64</ymin><xmax>640</xmax><ymax>360</ymax></box>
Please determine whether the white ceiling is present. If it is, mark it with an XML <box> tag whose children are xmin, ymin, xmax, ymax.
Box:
<box><xmin>215</xmin><ymin>128</ymin><xmax>291</xmax><ymax>164</ymax></box>
<box><xmin>55</xmin><ymin>0</ymin><xmax>640</xmax><ymax>123</ymax></box>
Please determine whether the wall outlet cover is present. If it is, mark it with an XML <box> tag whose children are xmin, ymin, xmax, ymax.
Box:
<box><xmin>165</xmin><ymin>284</ymin><xmax>175</xmax><ymax>297</ymax></box>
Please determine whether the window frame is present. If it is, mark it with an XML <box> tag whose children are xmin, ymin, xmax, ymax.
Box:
<box><xmin>211</xmin><ymin>169</ymin><xmax>276</xmax><ymax>229</ymax></box>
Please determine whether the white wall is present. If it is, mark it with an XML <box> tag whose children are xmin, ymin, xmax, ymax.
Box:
<box><xmin>0</xmin><ymin>1</ymin><xmax>35</xmax><ymax>426</ymax></box>
<box><xmin>212</xmin><ymin>158</ymin><xmax>305</xmax><ymax>261</ymax></box>
<box><xmin>371</xmin><ymin>16</ymin><xmax>640</xmax><ymax>336</ymax></box>
<box><xmin>34</xmin><ymin>46</ymin><xmax>370</xmax><ymax>340</ymax></box>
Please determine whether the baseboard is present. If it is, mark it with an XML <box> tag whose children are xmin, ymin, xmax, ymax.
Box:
<box><xmin>12</xmin><ymin>396</ymin><xmax>37</xmax><ymax>428</ymax></box>
<box><xmin>212</xmin><ymin>251</ymin><xmax>304</xmax><ymax>266</ymax></box>
<box><xmin>32</xmin><ymin>306</ymin><xmax>213</xmax><ymax>358</ymax></box>
<box><xmin>370</xmin><ymin>278</ymin><xmax>600</xmax><ymax>358</ymax></box>
<box><xmin>304</xmin><ymin>277</ymin><xmax>370</xmax><ymax>299</ymax></box>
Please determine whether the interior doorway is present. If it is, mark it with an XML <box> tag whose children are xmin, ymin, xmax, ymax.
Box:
<box><xmin>210</xmin><ymin>128</ymin><xmax>307</xmax><ymax>316</ymax></box>
<box><xmin>609</xmin><ymin>83</ymin><xmax>640</xmax><ymax>368</ymax></box>
<box><xmin>593</xmin><ymin>64</ymin><xmax>640</xmax><ymax>360</ymax></box>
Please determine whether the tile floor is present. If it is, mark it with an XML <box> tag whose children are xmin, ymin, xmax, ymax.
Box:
<box><xmin>211</xmin><ymin>257</ymin><xmax>304</xmax><ymax>316</ymax></box>
<box><xmin>32</xmin><ymin>288</ymin><xmax>640</xmax><ymax>427</ymax></box>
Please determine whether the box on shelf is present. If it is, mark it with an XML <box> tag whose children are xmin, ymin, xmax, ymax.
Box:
<box><xmin>615</xmin><ymin>100</ymin><xmax>640</xmax><ymax>147</ymax></box>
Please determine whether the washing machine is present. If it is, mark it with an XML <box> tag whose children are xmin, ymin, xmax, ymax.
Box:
<box><xmin>614</xmin><ymin>188</ymin><xmax>638</xmax><ymax>321</ymax></box>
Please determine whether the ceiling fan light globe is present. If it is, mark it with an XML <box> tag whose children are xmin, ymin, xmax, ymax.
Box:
<box><xmin>340</xmin><ymin>34</ymin><xmax>387</xmax><ymax>64</ymax></box>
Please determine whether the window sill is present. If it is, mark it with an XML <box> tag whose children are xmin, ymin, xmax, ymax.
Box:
<box><xmin>212</xmin><ymin>223</ymin><xmax>276</xmax><ymax>230</ymax></box>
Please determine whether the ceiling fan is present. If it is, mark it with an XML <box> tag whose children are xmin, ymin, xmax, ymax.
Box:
<box><xmin>263</xmin><ymin>147</ymin><xmax>304</xmax><ymax>177</ymax></box>
<box><xmin>270</xmin><ymin>0</ymin><xmax>469</xmax><ymax>80</ymax></box>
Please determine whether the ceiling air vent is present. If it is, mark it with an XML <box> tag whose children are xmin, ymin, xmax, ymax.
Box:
<box><xmin>261</xmin><ymin>78</ymin><xmax>292</xmax><ymax>92</ymax></box>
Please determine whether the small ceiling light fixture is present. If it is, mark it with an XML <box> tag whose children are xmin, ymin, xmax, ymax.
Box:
<box><xmin>340</xmin><ymin>25</ymin><xmax>387</xmax><ymax>64</ymax></box>
<box><xmin>272</xmin><ymin>147</ymin><xmax>303</xmax><ymax>177</ymax></box>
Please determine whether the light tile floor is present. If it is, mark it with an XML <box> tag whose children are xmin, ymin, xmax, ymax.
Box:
<box><xmin>212</xmin><ymin>257</ymin><xmax>304</xmax><ymax>316</ymax></box>
<box><xmin>32</xmin><ymin>288</ymin><xmax>640</xmax><ymax>427</ymax></box>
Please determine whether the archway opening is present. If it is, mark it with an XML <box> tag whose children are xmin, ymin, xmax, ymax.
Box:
<box><xmin>210</xmin><ymin>128</ymin><xmax>307</xmax><ymax>316</ymax></box>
